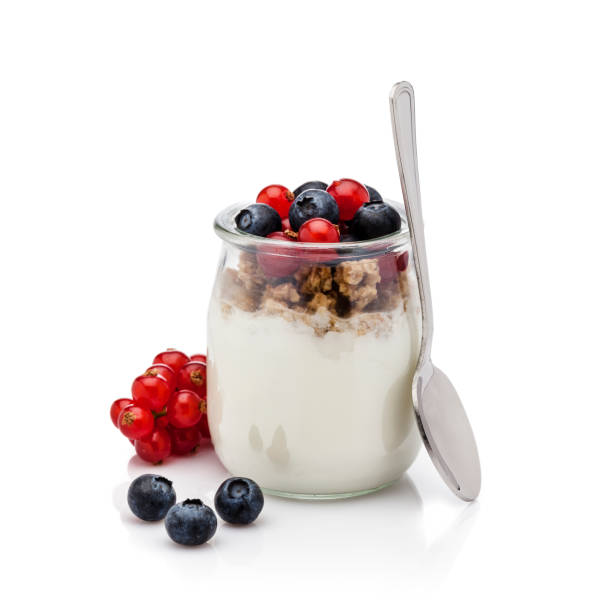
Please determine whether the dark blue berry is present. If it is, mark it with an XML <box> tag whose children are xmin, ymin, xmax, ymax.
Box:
<box><xmin>288</xmin><ymin>190</ymin><xmax>339</xmax><ymax>231</ymax></box>
<box><xmin>293</xmin><ymin>181</ymin><xmax>328</xmax><ymax>198</ymax></box>
<box><xmin>352</xmin><ymin>202</ymin><xmax>402</xmax><ymax>240</ymax></box>
<box><xmin>235</xmin><ymin>204</ymin><xmax>282</xmax><ymax>236</ymax></box>
<box><xmin>214</xmin><ymin>477</ymin><xmax>264</xmax><ymax>525</ymax></box>
<box><xmin>127</xmin><ymin>474</ymin><xmax>176</xmax><ymax>521</ymax></box>
<box><xmin>164</xmin><ymin>499</ymin><xmax>217</xmax><ymax>546</ymax></box>
<box><xmin>340</xmin><ymin>233</ymin><xmax>357</xmax><ymax>242</ymax></box>
<box><xmin>365</xmin><ymin>185</ymin><xmax>382</xmax><ymax>203</ymax></box>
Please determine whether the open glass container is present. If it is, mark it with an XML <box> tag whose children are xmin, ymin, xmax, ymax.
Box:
<box><xmin>207</xmin><ymin>202</ymin><xmax>422</xmax><ymax>498</ymax></box>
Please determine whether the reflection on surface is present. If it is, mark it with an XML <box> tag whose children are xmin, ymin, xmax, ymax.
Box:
<box><xmin>112</xmin><ymin>449</ymin><xmax>479</xmax><ymax>587</ymax></box>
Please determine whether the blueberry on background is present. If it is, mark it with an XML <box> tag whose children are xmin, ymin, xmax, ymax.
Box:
<box><xmin>164</xmin><ymin>499</ymin><xmax>217</xmax><ymax>545</ymax></box>
<box><xmin>288</xmin><ymin>189</ymin><xmax>339</xmax><ymax>231</ymax></box>
<box><xmin>365</xmin><ymin>184</ymin><xmax>383</xmax><ymax>203</ymax></box>
<box><xmin>352</xmin><ymin>202</ymin><xmax>402</xmax><ymax>240</ymax></box>
<box><xmin>293</xmin><ymin>180</ymin><xmax>328</xmax><ymax>198</ymax></box>
<box><xmin>127</xmin><ymin>474</ymin><xmax>176</xmax><ymax>522</ymax></box>
<box><xmin>214</xmin><ymin>477</ymin><xmax>264</xmax><ymax>525</ymax></box>
<box><xmin>235</xmin><ymin>203</ymin><xmax>282</xmax><ymax>236</ymax></box>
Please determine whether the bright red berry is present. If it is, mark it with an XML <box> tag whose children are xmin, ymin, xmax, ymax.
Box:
<box><xmin>281</xmin><ymin>217</ymin><xmax>292</xmax><ymax>232</ymax></box>
<box><xmin>155</xmin><ymin>414</ymin><xmax>169</xmax><ymax>429</ymax></box>
<box><xmin>110</xmin><ymin>398</ymin><xmax>132</xmax><ymax>428</ymax></box>
<box><xmin>167</xmin><ymin>390</ymin><xmax>205</xmax><ymax>429</ymax></box>
<box><xmin>327</xmin><ymin>179</ymin><xmax>369</xmax><ymax>221</ymax></box>
<box><xmin>144</xmin><ymin>363</ymin><xmax>176</xmax><ymax>390</ymax></box>
<box><xmin>152</xmin><ymin>349</ymin><xmax>189</xmax><ymax>373</ymax></box>
<box><xmin>190</xmin><ymin>354</ymin><xmax>207</xmax><ymax>364</ymax></box>
<box><xmin>257</xmin><ymin>231</ymin><xmax>300</xmax><ymax>277</ymax></box>
<box><xmin>298</xmin><ymin>218</ymin><xmax>339</xmax><ymax>243</ymax></box>
<box><xmin>256</xmin><ymin>184</ymin><xmax>295</xmax><ymax>218</ymax></box>
<box><xmin>168</xmin><ymin>424</ymin><xmax>201</xmax><ymax>455</ymax></box>
<box><xmin>134</xmin><ymin>427</ymin><xmax>172</xmax><ymax>464</ymax></box>
<box><xmin>199</xmin><ymin>415</ymin><xmax>211</xmax><ymax>439</ymax></box>
<box><xmin>176</xmin><ymin>361</ymin><xmax>207</xmax><ymax>398</ymax></box>
<box><xmin>118</xmin><ymin>404</ymin><xmax>155</xmax><ymax>440</ymax></box>
<box><xmin>132</xmin><ymin>373</ymin><xmax>171</xmax><ymax>411</ymax></box>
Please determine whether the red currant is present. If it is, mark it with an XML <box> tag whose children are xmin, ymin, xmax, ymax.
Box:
<box><xmin>199</xmin><ymin>415</ymin><xmax>211</xmax><ymax>439</ymax></box>
<box><xmin>257</xmin><ymin>231</ymin><xmax>300</xmax><ymax>277</ymax></box>
<box><xmin>327</xmin><ymin>179</ymin><xmax>369</xmax><ymax>221</ymax></box>
<box><xmin>167</xmin><ymin>390</ymin><xmax>205</xmax><ymax>428</ymax></box>
<box><xmin>281</xmin><ymin>217</ymin><xmax>292</xmax><ymax>232</ymax></box>
<box><xmin>144</xmin><ymin>363</ymin><xmax>176</xmax><ymax>390</ymax></box>
<box><xmin>132</xmin><ymin>373</ymin><xmax>171</xmax><ymax>411</ymax></box>
<box><xmin>168</xmin><ymin>424</ymin><xmax>201</xmax><ymax>455</ymax></box>
<box><xmin>298</xmin><ymin>218</ymin><xmax>339</xmax><ymax>243</ymax></box>
<box><xmin>152</xmin><ymin>349</ymin><xmax>189</xmax><ymax>373</ymax></box>
<box><xmin>176</xmin><ymin>361</ymin><xmax>207</xmax><ymax>398</ymax></box>
<box><xmin>190</xmin><ymin>354</ymin><xmax>207</xmax><ymax>364</ymax></box>
<box><xmin>134</xmin><ymin>427</ymin><xmax>172</xmax><ymax>464</ymax></box>
<box><xmin>110</xmin><ymin>398</ymin><xmax>132</xmax><ymax>428</ymax></box>
<box><xmin>118</xmin><ymin>404</ymin><xmax>155</xmax><ymax>440</ymax></box>
<box><xmin>256</xmin><ymin>184</ymin><xmax>295</xmax><ymax>218</ymax></box>
<box><xmin>155</xmin><ymin>414</ymin><xmax>169</xmax><ymax>429</ymax></box>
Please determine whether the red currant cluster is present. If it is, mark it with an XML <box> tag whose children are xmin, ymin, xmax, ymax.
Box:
<box><xmin>110</xmin><ymin>350</ymin><xmax>209</xmax><ymax>464</ymax></box>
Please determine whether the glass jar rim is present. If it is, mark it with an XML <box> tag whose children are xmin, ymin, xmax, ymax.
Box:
<box><xmin>214</xmin><ymin>201</ymin><xmax>411</xmax><ymax>256</ymax></box>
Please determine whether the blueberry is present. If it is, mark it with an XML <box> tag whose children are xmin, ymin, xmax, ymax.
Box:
<box><xmin>127</xmin><ymin>474</ymin><xmax>176</xmax><ymax>521</ymax></box>
<box><xmin>293</xmin><ymin>180</ymin><xmax>328</xmax><ymax>198</ymax></box>
<box><xmin>352</xmin><ymin>202</ymin><xmax>402</xmax><ymax>239</ymax></box>
<box><xmin>235</xmin><ymin>204</ymin><xmax>282</xmax><ymax>236</ymax></box>
<box><xmin>288</xmin><ymin>190</ymin><xmax>339</xmax><ymax>231</ymax></box>
<box><xmin>214</xmin><ymin>477</ymin><xmax>264</xmax><ymax>525</ymax></box>
<box><xmin>340</xmin><ymin>233</ymin><xmax>357</xmax><ymax>242</ymax></box>
<box><xmin>164</xmin><ymin>499</ymin><xmax>217</xmax><ymax>546</ymax></box>
<box><xmin>365</xmin><ymin>184</ymin><xmax>383</xmax><ymax>203</ymax></box>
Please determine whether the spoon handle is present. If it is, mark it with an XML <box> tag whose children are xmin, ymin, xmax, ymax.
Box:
<box><xmin>389</xmin><ymin>82</ymin><xmax>433</xmax><ymax>363</ymax></box>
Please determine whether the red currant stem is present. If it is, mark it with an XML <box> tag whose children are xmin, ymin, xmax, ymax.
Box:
<box><xmin>153</xmin><ymin>408</ymin><xmax>167</xmax><ymax>418</ymax></box>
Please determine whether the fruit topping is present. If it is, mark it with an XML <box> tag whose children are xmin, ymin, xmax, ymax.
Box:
<box><xmin>297</xmin><ymin>217</ymin><xmax>340</xmax><ymax>243</ymax></box>
<box><xmin>118</xmin><ymin>404</ymin><xmax>155</xmax><ymax>440</ymax></box>
<box><xmin>235</xmin><ymin>203</ymin><xmax>282</xmax><ymax>236</ymax></box>
<box><xmin>351</xmin><ymin>202</ymin><xmax>401</xmax><ymax>239</ymax></box>
<box><xmin>365</xmin><ymin>184</ymin><xmax>383</xmax><ymax>203</ymax></box>
<box><xmin>165</xmin><ymin>499</ymin><xmax>217</xmax><ymax>545</ymax></box>
<box><xmin>152</xmin><ymin>349</ymin><xmax>189</xmax><ymax>373</ymax></box>
<box><xmin>257</xmin><ymin>231</ymin><xmax>300</xmax><ymax>277</ymax></box>
<box><xmin>167</xmin><ymin>390</ymin><xmax>205</xmax><ymax>429</ymax></box>
<box><xmin>256</xmin><ymin>184</ymin><xmax>295</xmax><ymax>218</ymax></box>
<box><xmin>293</xmin><ymin>180</ymin><xmax>328</xmax><ymax>198</ymax></box>
<box><xmin>176</xmin><ymin>361</ymin><xmax>207</xmax><ymax>398</ymax></box>
<box><xmin>288</xmin><ymin>190</ymin><xmax>339</xmax><ymax>231</ymax></box>
<box><xmin>327</xmin><ymin>178</ymin><xmax>369</xmax><ymax>221</ymax></box>
<box><xmin>214</xmin><ymin>477</ymin><xmax>264</xmax><ymax>525</ymax></box>
<box><xmin>127</xmin><ymin>474</ymin><xmax>176</xmax><ymax>521</ymax></box>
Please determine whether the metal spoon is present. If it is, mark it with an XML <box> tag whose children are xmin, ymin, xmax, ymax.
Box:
<box><xmin>389</xmin><ymin>82</ymin><xmax>481</xmax><ymax>501</ymax></box>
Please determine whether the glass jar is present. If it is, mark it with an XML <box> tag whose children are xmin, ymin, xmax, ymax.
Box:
<box><xmin>207</xmin><ymin>202</ymin><xmax>422</xmax><ymax>499</ymax></box>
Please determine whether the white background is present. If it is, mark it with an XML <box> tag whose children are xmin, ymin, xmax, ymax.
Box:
<box><xmin>1</xmin><ymin>1</ymin><xmax>611</xmax><ymax>610</ymax></box>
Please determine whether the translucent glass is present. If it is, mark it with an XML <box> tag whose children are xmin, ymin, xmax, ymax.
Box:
<box><xmin>207</xmin><ymin>202</ymin><xmax>422</xmax><ymax>498</ymax></box>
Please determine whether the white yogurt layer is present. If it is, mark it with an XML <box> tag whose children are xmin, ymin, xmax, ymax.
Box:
<box><xmin>207</xmin><ymin>292</ymin><xmax>422</xmax><ymax>496</ymax></box>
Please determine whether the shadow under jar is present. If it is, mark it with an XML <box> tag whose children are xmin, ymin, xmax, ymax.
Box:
<box><xmin>207</xmin><ymin>202</ymin><xmax>422</xmax><ymax>499</ymax></box>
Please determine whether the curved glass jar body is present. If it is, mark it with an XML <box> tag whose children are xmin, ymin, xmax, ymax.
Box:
<box><xmin>207</xmin><ymin>203</ymin><xmax>422</xmax><ymax>498</ymax></box>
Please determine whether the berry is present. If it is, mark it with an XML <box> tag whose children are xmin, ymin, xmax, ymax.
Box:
<box><xmin>198</xmin><ymin>416</ymin><xmax>210</xmax><ymax>439</ymax></box>
<box><xmin>167</xmin><ymin>390</ymin><xmax>205</xmax><ymax>429</ymax></box>
<box><xmin>127</xmin><ymin>474</ymin><xmax>176</xmax><ymax>521</ymax></box>
<box><xmin>365</xmin><ymin>184</ymin><xmax>383</xmax><ymax>203</ymax></box>
<box><xmin>351</xmin><ymin>202</ymin><xmax>402</xmax><ymax>239</ymax></box>
<box><xmin>144</xmin><ymin>363</ymin><xmax>176</xmax><ymax>391</ymax></box>
<box><xmin>397</xmin><ymin>251</ymin><xmax>409</xmax><ymax>271</ymax></box>
<box><xmin>281</xmin><ymin>217</ymin><xmax>292</xmax><ymax>232</ymax></box>
<box><xmin>293</xmin><ymin>180</ymin><xmax>328</xmax><ymax>198</ymax></box>
<box><xmin>110</xmin><ymin>398</ymin><xmax>132</xmax><ymax>428</ymax></box>
<box><xmin>256</xmin><ymin>184</ymin><xmax>294</xmax><ymax>218</ymax></box>
<box><xmin>165</xmin><ymin>499</ymin><xmax>217</xmax><ymax>545</ymax></box>
<box><xmin>134</xmin><ymin>428</ymin><xmax>172</xmax><ymax>464</ymax></box>
<box><xmin>297</xmin><ymin>218</ymin><xmax>339</xmax><ymax>243</ymax></box>
<box><xmin>132</xmin><ymin>373</ymin><xmax>172</xmax><ymax>411</ymax></box>
<box><xmin>190</xmin><ymin>354</ymin><xmax>207</xmax><ymax>364</ymax></box>
<box><xmin>168</xmin><ymin>424</ymin><xmax>201</xmax><ymax>455</ymax></box>
<box><xmin>214</xmin><ymin>477</ymin><xmax>264</xmax><ymax>525</ymax></box>
<box><xmin>340</xmin><ymin>233</ymin><xmax>357</xmax><ymax>242</ymax></box>
<box><xmin>327</xmin><ymin>179</ymin><xmax>369</xmax><ymax>221</ymax></box>
<box><xmin>176</xmin><ymin>361</ymin><xmax>207</xmax><ymax>398</ymax></box>
<box><xmin>118</xmin><ymin>404</ymin><xmax>155</xmax><ymax>440</ymax></box>
<box><xmin>153</xmin><ymin>349</ymin><xmax>189</xmax><ymax>373</ymax></box>
<box><xmin>235</xmin><ymin>204</ymin><xmax>282</xmax><ymax>237</ymax></box>
<box><xmin>156</xmin><ymin>414</ymin><xmax>169</xmax><ymax>429</ymax></box>
<box><xmin>257</xmin><ymin>231</ymin><xmax>299</xmax><ymax>277</ymax></box>
<box><xmin>289</xmin><ymin>190</ymin><xmax>339</xmax><ymax>231</ymax></box>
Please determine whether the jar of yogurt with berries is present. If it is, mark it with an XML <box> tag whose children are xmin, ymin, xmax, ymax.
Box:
<box><xmin>207</xmin><ymin>180</ymin><xmax>422</xmax><ymax>498</ymax></box>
